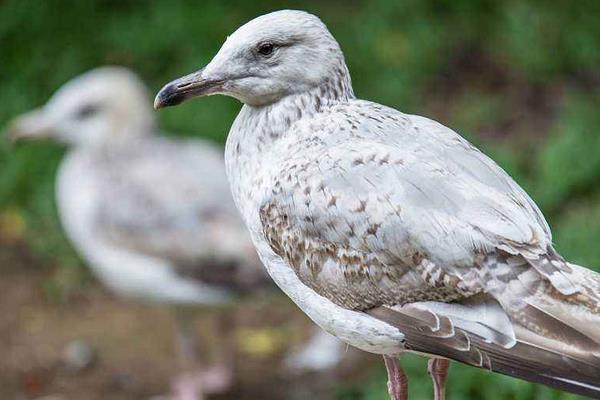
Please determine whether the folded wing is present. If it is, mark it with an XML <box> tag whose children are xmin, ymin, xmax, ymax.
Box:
<box><xmin>259</xmin><ymin>102</ymin><xmax>600</xmax><ymax>396</ymax></box>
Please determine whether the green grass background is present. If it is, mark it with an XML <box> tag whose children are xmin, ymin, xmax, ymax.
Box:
<box><xmin>1</xmin><ymin>0</ymin><xmax>599</xmax><ymax>399</ymax></box>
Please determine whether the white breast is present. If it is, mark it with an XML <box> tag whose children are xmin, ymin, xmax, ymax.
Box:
<box><xmin>225</xmin><ymin>110</ymin><xmax>405</xmax><ymax>355</ymax></box>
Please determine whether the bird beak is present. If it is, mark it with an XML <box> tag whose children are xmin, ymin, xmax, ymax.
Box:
<box><xmin>154</xmin><ymin>68</ymin><xmax>223</xmax><ymax>109</ymax></box>
<box><xmin>5</xmin><ymin>109</ymin><xmax>53</xmax><ymax>143</ymax></box>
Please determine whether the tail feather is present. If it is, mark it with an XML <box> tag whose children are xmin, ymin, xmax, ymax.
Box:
<box><xmin>368</xmin><ymin>300</ymin><xmax>600</xmax><ymax>399</ymax></box>
<box><xmin>366</xmin><ymin>250</ymin><xmax>600</xmax><ymax>397</ymax></box>
<box><xmin>567</xmin><ymin>262</ymin><xmax>600</xmax><ymax>314</ymax></box>
<box><xmin>528</xmin><ymin>250</ymin><xmax>579</xmax><ymax>295</ymax></box>
<box><xmin>512</xmin><ymin>259</ymin><xmax>600</xmax><ymax>355</ymax></box>
<box><xmin>522</xmin><ymin>291</ymin><xmax>600</xmax><ymax>355</ymax></box>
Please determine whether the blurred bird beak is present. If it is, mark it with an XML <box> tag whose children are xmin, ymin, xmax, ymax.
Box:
<box><xmin>5</xmin><ymin>109</ymin><xmax>53</xmax><ymax>143</ymax></box>
<box><xmin>154</xmin><ymin>68</ymin><xmax>223</xmax><ymax>109</ymax></box>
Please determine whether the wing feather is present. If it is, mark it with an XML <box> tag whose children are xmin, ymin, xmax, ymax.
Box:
<box><xmin>262</xmin><ymin>104</ymin><xmax>571</xmax><ymax>307</ymax></box>
<box><xmin>368</xmin><ymin>306</ymin><xmax>600</xmax><ymax>399</ymax></box>
<box><xmin>259</xmin><ymin>102</ymin><xmax>600</xmax><ymax>395</ymax></box>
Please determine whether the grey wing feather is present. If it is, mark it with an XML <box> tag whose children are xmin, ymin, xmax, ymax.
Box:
<box><xmin>368</xmin><ymin>305</ymin><xmax>600</xmax><ymax>399</ymax></box>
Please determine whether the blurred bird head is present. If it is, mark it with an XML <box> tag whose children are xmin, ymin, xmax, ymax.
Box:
<box><xmin>7</xmin><ymin>67</ymin><xmax>156</xmax><ymax>147</ymax></box>
<box><xmin>155</xmin><ymin>10</ymin><xmax>351</xmax><ymax>108</ymax></box>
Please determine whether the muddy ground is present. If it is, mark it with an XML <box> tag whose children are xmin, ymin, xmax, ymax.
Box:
<box><xmin>0</xmin><ymin>245</ymin><xmax>376</xmax><ymax>400</ymax></box>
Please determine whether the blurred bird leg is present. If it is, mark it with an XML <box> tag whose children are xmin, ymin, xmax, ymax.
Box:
<box><xmin>172</xmin><ymin>308</ymin><xmax>234</xmax><ymax>400</ymax></box>
<box><xmin>175</xmin><ymin>308</ymin><xmax>199</xmax><ymax>369</ymax></box>
<box><xmin>383</xmin><ymin>355</ymin><xmax>407</xmax><ymax>400</ymax></box>
<box><xmin>427</xmin><ymin>358</ymin><xmax>450</xmax><ymax>400</ymax></box>
<box><xmin>203</xmin><ymin>311</ymin><xmax>234</xmax><ymax>394</ymax></box>
<box><xmin>173</xmin><ymin>307</ymin><xmax>203</xmax><ymax>400</ymax></box>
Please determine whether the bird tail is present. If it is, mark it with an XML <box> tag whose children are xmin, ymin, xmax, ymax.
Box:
<box><xmin>506</xmin><ymin>263</ymin><xmax>600</xmax><ymax>396</ymax></box>
<box><xmin>368</xmin><ymin>262</ymin><xmax>600</xmax><ymax>399</ymax></box>
<box><xmin>517</xmin><ymin>261</ymin><xmax>600</xmax><ymax>353</ymax></box>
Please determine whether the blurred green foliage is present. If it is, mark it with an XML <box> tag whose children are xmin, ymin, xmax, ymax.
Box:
<box><xmin>0</xmin><ymin>0</ymin><xmax>599</xmax><ymax>399</ymax></box>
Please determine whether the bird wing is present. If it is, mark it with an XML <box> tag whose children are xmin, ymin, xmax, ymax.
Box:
<box><xmin>259</xmin><ymin>102</ymin><xmax>600</xmax><ymax>396</ymax></box>
<box><xmin>93</xmin><ymin>137</ymin><xmax>265</xmax><ymax>288</ymax></box>
<box><xmin>260</xmin><ymin>101</ymin><xmax>576</xmax><ymax>308</ymax></box>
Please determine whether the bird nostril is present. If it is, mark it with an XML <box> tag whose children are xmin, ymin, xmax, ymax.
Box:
<box><xmin>176</xmin><ymin>82</ymin><xmax>193</xmax><ymax>89</ymax></box>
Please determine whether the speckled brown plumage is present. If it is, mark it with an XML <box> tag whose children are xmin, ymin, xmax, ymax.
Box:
<box><xmin>261</xmin><ymin>201</ymin><xmax>468</xmax><ymax>310</ymax></box>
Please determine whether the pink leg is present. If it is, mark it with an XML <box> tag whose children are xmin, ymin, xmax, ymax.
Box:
<box><xmin>172</xmin><ymin>365</ymin><xmax>232</xmax><ymax>400</ymax></box>
<box><xmin>383</xmin><ymin>355</ymin><xmax>408</xmax><ymax>400</ymax></box>
<box><xmin>172</xmin><ymin>372</ymin><xmax>204</xmax><ymax>400</ymax></box>
<box><xmin>172</xmin><ymin>309</ymin><xmax>233</xmax><ymax>400</ymax></box>
<box><xmin>427</xmin><ymin>358</ymin><xmax>450</xmax><ymax>400</ymax></box>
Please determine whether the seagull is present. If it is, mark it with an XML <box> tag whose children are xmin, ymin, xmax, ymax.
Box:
<box><xmin>155</xmin><ymin>10</ymin><xmax>600</xmax><ymax>400</ymax></box>
<box><xmin>7</xmin><ymin>67</ymin><xmax>346</xmax><ymax>400</ymax></box>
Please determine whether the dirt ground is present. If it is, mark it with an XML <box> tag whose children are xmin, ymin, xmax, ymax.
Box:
<box><xmin>0</xmin><ymin>245</ymin><xmax>376</xmax><ymax>400</ymax></box>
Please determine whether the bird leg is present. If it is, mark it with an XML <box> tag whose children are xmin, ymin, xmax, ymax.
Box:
<box><xmin>427</xmin><ymin>358</ymin><xmax>450</xmax><ymax>400</ymax></box>
<box><xmin>202</xmin><ymin>310</ymin><xmax>234</xmax><ymax>394</ymax></box>
<box><xmin>383</xmin><ymin>354</ymin><xmax>408</xmax><ymax>400</ymax></box>
<box><xmin>173</xmin><ymin>307</ymin><xmax>203</xmax><ymax>400</ymax></box>
<box><xmin>172</xmin><ymin>308</ymin><xmax>233</xmax><ymax>400</ymax></box>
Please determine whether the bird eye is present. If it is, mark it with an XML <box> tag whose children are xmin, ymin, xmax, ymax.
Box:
<box><xmin>257</xmin><ymin>42</ymin><xmax>274</xmax><ymax>56</ymax></box>
<box><xmin>76</xmin><ymin>104</ymin><xmax>100</xmax><ymax>120</ymax></box>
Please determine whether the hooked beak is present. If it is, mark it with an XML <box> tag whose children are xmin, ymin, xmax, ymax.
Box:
<box><xmin>5</xmin><ymin>109</ymin><xmax>53</xmax><ymax>143</ymax></box>
<box><xmin>154</xmin><ymin>68</ymin><xmax>224</xmax><ymax>109</ymax></box>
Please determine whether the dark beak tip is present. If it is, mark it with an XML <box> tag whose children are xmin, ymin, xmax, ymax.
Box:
<box><xmin>153</xmin><ymin>94</ymin><xmax>165</xmax><ymax>110</ymax></box>
<box><xmin>153</xmin><ymin>85</ymin><xmax>170</xmax><ymax>110</ymax></box>
<box><xmin>154</xmin><ymin>84</ymin><xmax>185</xmax><ymax>110</ymax></box>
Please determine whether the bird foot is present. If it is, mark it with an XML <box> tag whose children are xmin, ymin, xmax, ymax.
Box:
<box><xmin>198</xmin><ymin>364</ymin><xmax>233</xmax><ymax>394</ymax></box>
<box><xmin>171</xmin><ymin>364</ymin><xmax>233</xmax><ymax>400</ymax></box>
<box><xmin>427</xmin><ymin>358</ymin><xmax>450</xmax><ymax>400</ymax></box>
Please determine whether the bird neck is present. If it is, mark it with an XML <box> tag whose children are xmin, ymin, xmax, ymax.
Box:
<box><xmin>224</xmin><ymin>73</ymin><xmax>353</xmax><ymax>222</ymax></box>
<box><xmin>232</xmin><ymin>70</ymin><xmax>355</xmax><ymax>147</ymax></box>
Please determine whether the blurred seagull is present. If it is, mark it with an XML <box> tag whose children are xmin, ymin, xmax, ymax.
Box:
<box><xmin>155</xmin><ymin>10</ymin><xmax>600</xmax><ymax>400</ymax></box>
<box><xmin>7</xmin><ymin>67</ymin><xmax>345</xmax><ymax>400</ymax></box>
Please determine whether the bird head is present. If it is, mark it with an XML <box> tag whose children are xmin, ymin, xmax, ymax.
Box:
<box><xmin>7</xmin><ymin>67</ymin><xmax>155</xmax><ymax>147</ymax></box>
<box><xmin>155</xmin><ymin>10</ymin><xmax>351</xmax><ymax>108</ymax></box>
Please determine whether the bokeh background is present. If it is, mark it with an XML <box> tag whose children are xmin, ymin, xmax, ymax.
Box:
<box><xmin>1</xmin><ymin>0</ymin><xmax>600</xmax><ymax>399</ymax></box>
